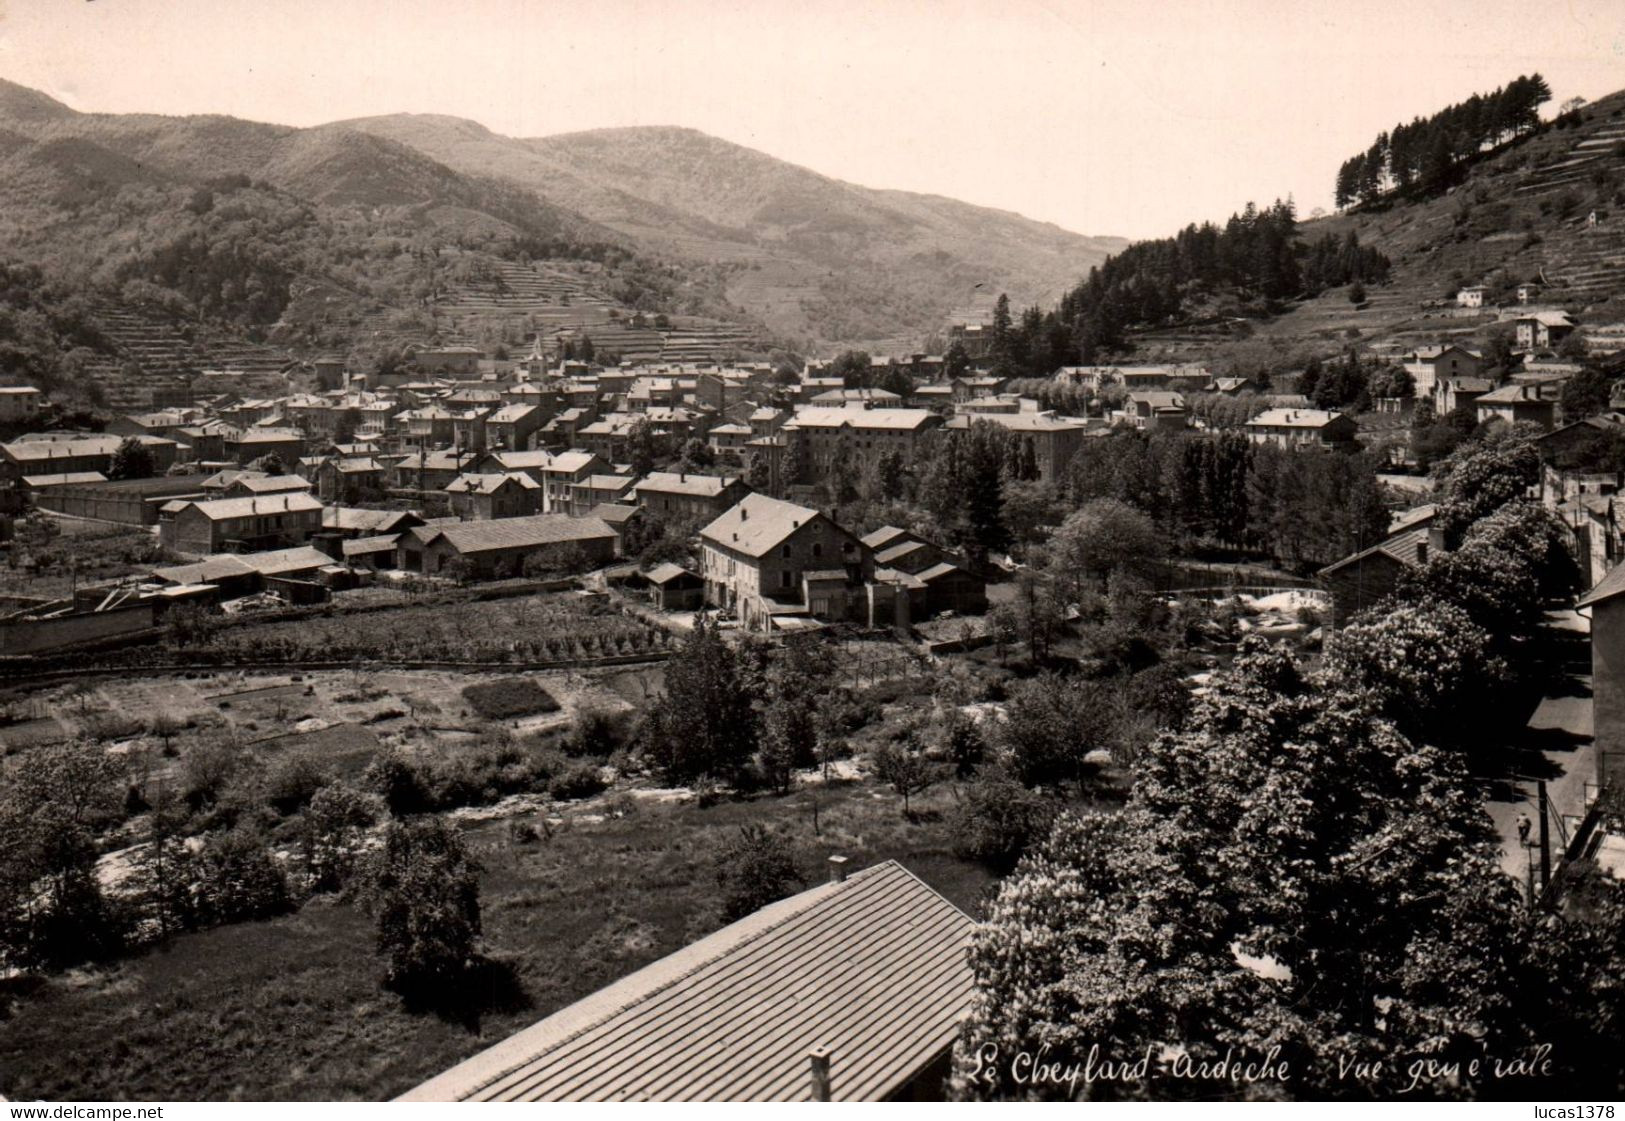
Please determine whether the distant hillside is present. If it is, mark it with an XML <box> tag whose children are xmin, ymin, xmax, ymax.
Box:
<box><xmin>338</xmin><ymin>117</ymin><xmax>1128</xmax><ymax>346</ymax></box>
<box><xmin>0</xmin><ymin>80</ymin><xmax>765</xmax><ymax>404</ymax></box>
<box><xmin>1026</xmin><ymin>86</ymin><xmax>1625</xmax><ymax>374</ymax></box>
<box><xmin>1246</xmin><ymin>87</ymin><xmax>1625</xmax><ymax>358</ymax></box>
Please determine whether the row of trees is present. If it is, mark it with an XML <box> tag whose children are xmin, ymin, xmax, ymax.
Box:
<box><xmin>1335</xmin><ymin>74</ymin><xmax>1552</xmax><ymax>208</ymax></box>
<box><xmin>814</xmin><ymin>418</ymin><xmax>1389</xmax><ymax>577</ymax></box>
<box><xmin>1057</xmin><ymin>429</ymin><xmax>1389</xmax><ymax>570</ymax></box>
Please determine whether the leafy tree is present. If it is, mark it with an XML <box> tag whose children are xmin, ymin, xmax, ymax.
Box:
<box><xmin>1556</xmin><ymin>331</ymin><xmax>1590</xmax><ymax>362</ymax></box>
<box><xmin>166</xmin><ymin>602</ymin><xmax>220</xmax><ymax>649</ymax></box>
<box><xmin>1367</xmin><ymin>364</ymin><xmax>1415</xmax><ymax>400</ymax></box>
<box><xmin>363</xmin><ymin>818</ymin><xmax>482</xmax><ymax>993</ymax></box>
<box><xmin>249</xmin><ymin>451</ymin><xmax>286</xmax><ymax>476</ymax></box>
<box><xmin>0</xmin><ymin>741</ymin><xmax>128</xmax><ymax>971</ymax></box>
<box><xmin>1046</xmin><ymin>498</ymin><xmax>1161</xmax><ymax>602</ymax></box>
<box><xmin>917</xmin><ymin>420</ymin><xmax>1013</xmax><ymax>565</ymax></box>
<box><xmin>952</xmin><ymin>768</ymin><xmax>1053</xmax><ymax>872</ymax></box>
<box><xmin>108</xmin><ymin>436</ymin><xmax>157</xmax><ymax>480</ymax></box>
<box><xmin>644</xmin><ymin>614</ymin><xmax>758</xmax><ymax>784</ymax></box>
<box><xmin>831</xmin><ymin>350</ymin><xmax>873</xmax><ymax>388</ymax></box>
<box><xmin>194</xmin><ymin>826</ymin><xmax>292</xmax><ymax>925</ymax></box>
<box><xmin>872</xmin><ymin>735</ymin><xmax>934</xmax><ymax>816</ymax></box>
<box><xmin>1322</xmin><ymin>600</ymin><xmax>1509</xmax><ymax>748</ymax></box>
<box><xmin>1560</xmin><ymin>365</ymin><xmax>1612</xmax><ymax>422</ymax></box>
<box><xmin>995</xmin><ymin>676</ymin><xmax>1106</xmax><ymax>792</ymax></box>
<box><xmin>745</xmin><ymin>454</ymin><xmax>772</xmax><ymax>493</ymax></box>
<box><xmin>1482</xmin><ymin>327</ymin><xmax>1518</xmax><ymax>379</ymax></box>
<box><xmin>1348</xmin><ymin>281</ymin><xmax>1366</xmax><ymax>305</ymax></box>
<box><xmin>363</xmin><ymin>749</ymin><xmax>433</xmax><ymax>817</ymax></box>
<box><xmin>626</xmin><ymin>417</ymin><xmax>660</xmax><ymax>477</ymax></box>
<box><xmin>301</xmin><ymin>783</ymin><xmax>381</xmax><ymax>893</ymax></box>
<box><xmin>988</xmin><ymin>571</ymin><xmax>1065</xmax><ymax>663</ymax></box>
<box><xmin>943</xmin><ymin>710</ymin><xmax>988</xmax><ymax>778</ymax></box>
<box><xmin>1432</xmin><ymin>426</ymin><xmax>1541</xmax><ymax>545</ymax></box>
<box><xmin>715</xmin><ymin>824</ymin><xmax>805</xmax><ymax>922</ymax></box>
<box><xmin>756</xmin><ymin>639</ymin><xmax>828</xmax><ymax>793</ymax></box>
<box><xmin>988</xmin><ymin>295</ymin><xmax>1014</xmax><ymax>377</ymax></box>
<box><xmin>133</xmin><ymin>793</ymin><xmax>197</xmax><ymax>938</ymax></box>
<box><xmin>1000</xmin><ymin>479</ymin><xmax>1063</xmax><ymax>555</ymax></box>
<box><xmin>263</xmin><ymin>753</ymin><xmax>328</xmax><ymax>815</ymax></box>
<box><xmin>780</xmin><ymin>436</ymin><xmax>807</xmax><ymax>489</ymax></box>
<box><xmin>954</xmin><ymin>639</ymin><xmax>1538</xmax><ymax>1101</ymax></box>
<box><xmin>944</xmin><ymin>341</ymin><xmax>971</xmax><ymax>379</ymax></box>
<box><xmin>442</xmin><ymin>556</ymin><xmax>476</xmax><ymax>586</ymax></box>
<box><xmin>681</xmin><ymin>438</ymin><xmax>715</xmax><ymax>469</ymax></box>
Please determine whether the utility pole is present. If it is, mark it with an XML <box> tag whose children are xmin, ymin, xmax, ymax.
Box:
<box><xmin>1538</xmin><ymin>779</ymin><xmax>1552</xmax><ymax>889</ymax></box>
<box><xmin>1525</xmin><ymin>842</ymin><xmax>1536</xmax><ymax>908</ymax></box>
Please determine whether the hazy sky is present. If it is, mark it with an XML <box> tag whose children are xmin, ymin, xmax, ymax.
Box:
<box><xmin>0</xmin><ymin>0</ymin><xmax>1621</xmax><ymax>239</ymax></box>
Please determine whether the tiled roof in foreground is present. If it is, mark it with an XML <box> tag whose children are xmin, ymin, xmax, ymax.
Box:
<box><xmin>399</xmin><ymin>860</ymin><xmax>974</xmax><ymax>1102</ymax></box>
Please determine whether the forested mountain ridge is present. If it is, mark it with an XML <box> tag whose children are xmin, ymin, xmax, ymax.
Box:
<box><xmin>0</xmin><ymin>80</ymin><xmax>758</xmax><ymax>403</ymax></box>
<box><xmin>336</xmin><ymin>117</ymin><xmax>1129</xmax><ymax>345</ymax></box>
<box><xmin>0</xmin><ymin>77</ymin><xmax>1126</xmax><ymax>406</ymax></box>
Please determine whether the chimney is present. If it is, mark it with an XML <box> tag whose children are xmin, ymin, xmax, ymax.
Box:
<box><xmin>741</xmin><ymin>506</ymin><xmax>749</xmax><ymax>521</ymax></box>
<box><xmin>827</xmin><ymin>854</ymin><xmax>849</xmax><ymax>883</ymax></box>
<box><xmin>809</xmin><ymin>1047</ymin><xmax>832</xmax><ymax>1102</ymax></box>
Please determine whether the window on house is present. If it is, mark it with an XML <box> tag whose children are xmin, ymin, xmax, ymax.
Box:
<box><xmin>781</xmin><ymin>570</ymin><xmax>793</xmax><ymax>589</ymax></box>
<box><xmin>812</xmin><ymin>543</ymin><xmax>822</xmax><ymax>558</ymax></box>
<box><xmin>782</xmin><ymin>544</ymin><xmax>792</xmax><ymax>558</ymax></box>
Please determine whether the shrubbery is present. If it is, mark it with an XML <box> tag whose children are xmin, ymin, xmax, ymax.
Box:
<box><xmin>715</xmin><ymin>824</ymin><xmax>804</xmax><ymax>922</ymax></box>
<box><xmin>361</xmin><ymin>819</ymin><xmax>482</xmax><ymax>994</ymax></box>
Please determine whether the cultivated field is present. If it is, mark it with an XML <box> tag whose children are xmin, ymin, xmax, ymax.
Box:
<box><xmin>183</xmin><ymin>591</ymin><xmax>673</xmax><ymax>666</ymax></box>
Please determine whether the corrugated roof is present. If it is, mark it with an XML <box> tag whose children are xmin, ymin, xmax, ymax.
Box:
<box><xmin>916</xmin><ymin>562</ymin><xmax>965</xmax><ymax>583</ymax></box>
<box><xmin>227</xmin><ymin>474</ymin><xmax>314</xmax><ymax>494</ymax></box>
<box><xmin>342</xmin><ymin>534</ymin><xmax>400</xmax><ymax>556</ymax></box>
<box><xmin>21</xmin><ymin>471</ymin><xmax>106</xmax><ymax>487</ymax></box>
<box><xmin>399</xmin><ymin>860</ymin><xmax>973</xmax><ymax>1102</ymax></box>
<box><xmin>151</xmin><ymin>546</ymin><xmax>333</xmax><ymax>584</ymax></box>
<box><xmin>945</xmin><ymin>412</ymin><xmax>1081</xmax><ymax>432</ymax></box>
<box><xmin>876</xmin><ymin>541</ymin><xmax>929</xmax><ymax>566</ymax></box>
<box><xmin>1247</xmin><ymin>407</ymin><xmax>1347</xmax><ymax>428</ymax></box>
<box><xmin>591</xmin><ymin>503</ymin><xmax>640</xmax><ymax>524</ymax></box>
<box><xmin>546</xmin><ymin>451</ymin><xmax>600</xmax><ymax>474</ymax></box>
<box><xmin>324</xmin><ymin>507</ymin><xmax>416</xmax><ymax>533</ymax></box>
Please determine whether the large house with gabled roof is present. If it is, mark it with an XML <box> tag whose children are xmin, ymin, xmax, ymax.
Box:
<box><xmin>699</xmin><ymin>493</ymin><xmax>873</xmax><ymax>631</ymax></box>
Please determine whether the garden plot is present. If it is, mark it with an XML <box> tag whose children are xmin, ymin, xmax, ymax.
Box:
<box><xmin>195</xmin><ymin>591</ymin><xmax>672</xmax><ymax>665</ymax></box>
<box><xmin>0</xmin><ymin>715</ymin><xmax>67</xmax><ymax>753</ymax></box>
<box><xmin>250</xmin><ymin>722</ymin><xmax>381</xmax><ymax>777</ymax></box>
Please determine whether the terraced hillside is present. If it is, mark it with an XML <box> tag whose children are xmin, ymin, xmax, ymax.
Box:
<box><xmin>1256</xmin><ymin>90</ymin><xmax>1625</xmax><ymax>355</ymax></box>
<box><xmin>77</xmin><ymin>303</ymin><xmax>297</xmax><ymax>411</ymax></box>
